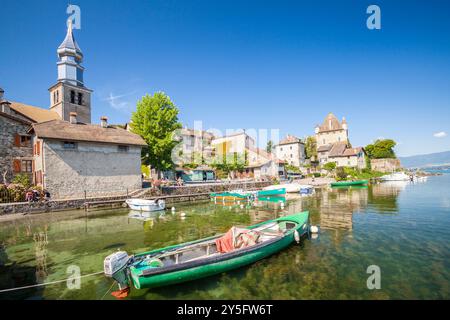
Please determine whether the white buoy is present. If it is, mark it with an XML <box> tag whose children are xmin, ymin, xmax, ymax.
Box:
<box><xmin>240</xmin><ymin>204</ymin><xmax>244</xmax><ymax>209</ymax></box>
<box><xmin>311</xmin><ymin>233</ymin><xmax>318</xmax><ymax>240</ymax></box>
<box><xmin>310</xmin><ymin>225</ymin><xmax>319</xmax><ymax>233</ymax></box>
<box><xmin>171</xmin><ymin>207</ymin><xmax>175</xmax><ymax>212</ymax></box>
<box><xmin>180</xmin><ymin>212</ymin><xmax>186</xmax><ymax>217</ymax></box>
<box><xmin>294</xmin><ymin>230</ymin><xmax>300</xmax><ymax>243</ymax></box>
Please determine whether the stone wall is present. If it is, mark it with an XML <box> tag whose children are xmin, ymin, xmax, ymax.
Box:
<box><xmin>160</xmin><ymin>181</ymin><xmax>272</xmax><ymax>196</ymax></box>
<box><xmin>0</xmin><ymin>114</ymin><xmax>33</xmax><ymax>184</ymax></box>
<box><xmin>371</xmin><ymin>158</ymin><xmax>401</xmax><ymax>172</ymax></box>
<box><xmin>42</xmin><ymin>140</ymin><xmax>142</xmax><ymax>199</ymax></box>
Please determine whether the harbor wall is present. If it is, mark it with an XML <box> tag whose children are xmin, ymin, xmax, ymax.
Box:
<box><xmin>0</xmin><ymin>181</ymin><xmax>272</xmax><ymax>215</ymax></box>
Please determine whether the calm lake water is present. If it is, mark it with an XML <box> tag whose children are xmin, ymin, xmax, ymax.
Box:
<box><xmin>1</xmin><ymin>173</ymin><xmax>449</xmax><ymax>300</ymax></box>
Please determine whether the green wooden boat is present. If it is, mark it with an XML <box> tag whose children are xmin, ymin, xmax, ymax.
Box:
<box><xmin>104</xmin><ymin>211</ymin><xmax>309</xmax><ymax>294</ymax></box>
<box><xmin>210</xmin><ymin>191</ymin><xmax>253</xmax><ymax>201</ymax></box>
<box><xmin>257</xmin><ymin>188</ymin><xmax>286</xmax><ymax>197</ymax></box>
<box><xmin>330</xmin><ymin>180</ymin><xmax>368</xmax><ymax>187</ymax></box>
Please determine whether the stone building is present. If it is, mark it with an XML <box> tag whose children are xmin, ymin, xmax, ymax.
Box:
<box><xmin>0</xmin><ymin>90</ymin><xmax>34</xmax><ymax>184</ymax></box>
<box><xmin>274</xmin><ymin>135</ymin><xmax>306</xmax><ymax>167</ymax></box>
<box><xmin>29</xmin><ymin>114</ymin><xmax>146</xmax><ymax>199</ymax></box>
<box><xmin>370</xmin><ymin>158</ymin><xmax>401</xmax><ymax>172</ymax></box>
<box><xmin>315</xmin><ymin>113</ymin><xmax>366</xmax><ymax>169</ymax></box>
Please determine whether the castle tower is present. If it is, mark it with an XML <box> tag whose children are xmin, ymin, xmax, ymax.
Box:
<box><xmin>49</xmin><ymin>19</ymin><xmax>92</xmax><ymax>124</ymax></box>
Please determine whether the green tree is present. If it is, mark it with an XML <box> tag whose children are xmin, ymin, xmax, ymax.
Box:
<box><xmin>323</xmin><ymin>162</ymin><xmax>336</xmax><ymax>171</ymax></box>
<box><xmin>365</xmin><ymin>139</ymin><xmax>397</xmax><ymax>159</ymax></box>
<box><xmin>130</xmin><ymin>92</ymin><xmax>182</xmax><ymax>177</ymax></box>
<box><xmin>305</xmin><ymin>136</ymin><xmax>317</xmax><ymax>160</ymax></box>
<box><xmin>266</xmin><ymin>140</ymin><xmax>273</xmax><ymax>154</ymax></box>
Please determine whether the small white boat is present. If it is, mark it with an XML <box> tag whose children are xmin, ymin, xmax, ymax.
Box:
<box><xmin>125</xmin><ymin>199</ymin><xmax>166</xmax><ymax>212</ymax></box>
<box><xmin>380</xmin><ymin>172</ymin><xmax>412</xmax><ymax>181</ymax></box>
<box><xmin>263</xmin><ymin>183</ymin><xmax>302</xmax><ymax>193</ymax></box>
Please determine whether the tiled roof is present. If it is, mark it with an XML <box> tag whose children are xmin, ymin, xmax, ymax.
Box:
<box><xmin>317</xmin><ymin>144</ymin><xmax>332</xmax><ymax>152</ymax></box>
<box><xmin>10</xmin><ymin>102</ymin><xmax>60</xmax><ymax>123</ymax></box>
<box><xmin>279</xmin><ymin>135</ymin><xmax>302</xmax><ymax>145</ymax></box>
<box><xmin>316</xmin><ymin>113</ymin><xmax>345</xmax><ymax>133</ymax></box>
<box><xmin>328</xmin><ymin>142</ymin><xmax>348</xmax><ymax>157</ymax></box>
<box><xmin>30</xmin><ymin>120</ymin><xmax>147</xmax><ymax>146</ymax></box>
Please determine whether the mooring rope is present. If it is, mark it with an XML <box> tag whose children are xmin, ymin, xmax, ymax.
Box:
<box><xmin>0</xmin><ymin>270</ymin><xmax>104</xmax><ymax>294</ymax></box>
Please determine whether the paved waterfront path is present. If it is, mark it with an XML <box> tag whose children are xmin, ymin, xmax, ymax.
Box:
<box><xmin>294</xmin><ymin>177</ymin><xmax>334</xmax><ymax>186</ymax></box>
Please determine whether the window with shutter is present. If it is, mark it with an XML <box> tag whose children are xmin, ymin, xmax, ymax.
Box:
<box><xmin>36</xmin><ymin>141</ymin><xmax>41</xmax><ymax>155</ymax></box>
<box><xmin>14</xmin><ymin>134</ymin><xmax>21</xmax><ymax>147</ymax></box>
<box><xmin>13</xmin><ymin>159</ymin><xmax>21</xmax><ymax>173</ymax></box>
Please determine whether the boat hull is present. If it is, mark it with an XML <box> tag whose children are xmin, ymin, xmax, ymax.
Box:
<box><xmin>129</xmin><ymin>212</ymin><xmax>309</xmax><ymax>289</ymax></box>
<box><xmin>126</xmin><ymin>199</ymin><xmax>166</xmax><ymax>212</ymax></box>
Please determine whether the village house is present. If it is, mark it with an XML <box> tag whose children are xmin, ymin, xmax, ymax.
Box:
<box><xmin>0</xmin><ymin>19</ymin><xmax>146</xmax><ymax>198</ymax></box>
<box><xmin>315</xmin><ymin>113</ymin><xmax>366</xmax><ymax>169</ymax></box>
<box><xmin>274</xmin><ymin>135</ymin><xmax>306</xmax><ymax>167</ymax></box>
<box><xmin>178</xmin><ymin>127</ymin><xmax>215</xmax><ymax>163</ymax></box>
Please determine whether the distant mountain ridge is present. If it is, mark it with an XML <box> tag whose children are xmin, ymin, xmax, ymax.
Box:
<box><xmin>399</xmin><ymin>151</ymin><xmax>450</xmax><ymax>168</ymax></box>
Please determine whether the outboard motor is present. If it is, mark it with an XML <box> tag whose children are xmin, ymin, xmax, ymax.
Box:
<box><xmin>104</xmin><ymin>251</ymin><xmax>131</xmax><ymax>290</ymax></box>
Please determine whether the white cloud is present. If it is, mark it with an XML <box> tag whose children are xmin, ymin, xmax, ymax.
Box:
<box><xmin>104</xmin><ymin>91</ymin><xmax>136</xmax><ymax>112</ymax></box>
<box><xmin>433</xmin><ymin>131</ymin><xmax>447</xmax><ymax>138</ymax></box>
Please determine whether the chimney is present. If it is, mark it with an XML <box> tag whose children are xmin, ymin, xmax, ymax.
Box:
<box><xmin>69</xmin><ymin>112</ymin><xmax>77</xmax><ymax>124</ymax></box>
<box><xmin>0</xmin><ymin>88</ymin><xmax>11</xmax><ymax>114</ymax></box>
<box><xmin>100</xmin><ymin>116</ymin><xmax>108</xmax><ymax>128</ymax></box>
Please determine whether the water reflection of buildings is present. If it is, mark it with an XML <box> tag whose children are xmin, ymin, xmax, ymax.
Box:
<box><xmin>33</xmin><ymin>227</ymin><xmax>49</xmax><ymax>284</ymax></box>
<box><xmin>319</xmin><ymin>187</ymin><xmax>369</xmax><ymax>231</ymax></box>
<box><xmin>369</xmin><ymin>181</ymin><xmax>405</xmax><ymax>213</ymax></box>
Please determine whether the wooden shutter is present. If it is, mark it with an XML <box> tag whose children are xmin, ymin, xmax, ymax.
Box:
<box><xmin>14</xmin><ymin>134</ymin><xmax>21</xmax><ymax>147</ymax></box>
<box><xmin>36</xmin><ymin>141</ymin><xmax>41</xmax><ymax>156</ymax></box>
<box><xmin>13</xmin><ymin>159</ymin><xmax>21</xmax><ymax>173</ymax></box>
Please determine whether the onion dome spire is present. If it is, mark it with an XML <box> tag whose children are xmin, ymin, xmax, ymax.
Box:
<box><xmin>57</xmin><ymin>18</ymin><xmax>83</xmax><ymax>62</ymax></box>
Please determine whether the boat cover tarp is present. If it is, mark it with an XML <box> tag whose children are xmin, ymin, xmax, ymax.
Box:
<box><xmin>216</xmin><ymin>227</ymin><xmax>260</xmax><ymax>253</ymax></box>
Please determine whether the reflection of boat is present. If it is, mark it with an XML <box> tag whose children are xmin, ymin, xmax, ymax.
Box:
<box><xmin>331</xmin><ymin>185</ymin><xmax>368</xmax><ymax>189</ymax></box>
<box><xmin>125</xmin><ymin>199</ymin><xmax>166</xmax><ymax>212</ymax></box>
<box><xmin>128</xmin><ymin>210</ymin><xmax>158</xmax><ymax>222</ymax></box>
<box><xmin>104</xmin><ymin>212</ymin><xmax>310</xmax><ymax>294</ymax></box>
<box><xmin>256</xmin><ymin>196</ymin><xmax>286</xmax><ymax>203</ymax></box>
<box><xmin>299</xmin><ymin>185</ymin><xmax>314</xmax><ymax>195</ymax></box>
<box><xmin>258</xmin><ymin>188</ymin><xmax>286</xmax><ymax>197</ymax></box>
<box><xmin>264</xmin><ymin>184</ymin><xmax>300</xmax><ymax>193</ymax></box>
<box><xmin>210</xmin><ymin>191</ymin><xmax>253</xmax><ymax>202</ymax></box>
<box><xmin>331</xmin><ymin>180</ymin><xmax>368</xmax><ymax>187</ymax></box>
<box><xmin>380</xmin><ymin>172</ymin><xmax>411</xmax><ymax>181</ymax></box>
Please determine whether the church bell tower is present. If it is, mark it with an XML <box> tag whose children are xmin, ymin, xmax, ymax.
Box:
<box><xmin>49</xmin><ymin>19</ymin><xmax>92</xmax><ymax>124</ymax></box>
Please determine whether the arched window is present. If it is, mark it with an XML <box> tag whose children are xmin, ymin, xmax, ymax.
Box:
<box><xmin>70</xmin><ymin>91</ymin><xmax>75</xmax><ymax>104</ymax></box>
<box><xmin>78</xmin><ymin>92</ymin><xmax>83</xmax><ymax>105</ymax></box>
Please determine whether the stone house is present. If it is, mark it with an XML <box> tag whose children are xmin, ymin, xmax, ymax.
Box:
<box><xmin>274</xmin><ymin>135</ymin><xmax>306</xmax><ymax>167</ymax></box>
<box><xmin>29</xmin><ymin>114</ymin><xmax>146</xmax><ymax>199</ymax></box>
<box><xmin>315</xmin><ymin>113</ymin><xmax>366</xmax><ymax>169</ymax></box>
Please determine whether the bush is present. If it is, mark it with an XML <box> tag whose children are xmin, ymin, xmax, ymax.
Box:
<box><xmin>7</xmin><ymin>184</ymin><xmax>26</xmax><ymax>202</ymax></box>
<box><xmin>12</xmin><ymin>174</ymin><xmax>31</xmax><ymax>189</ymax></box>
<box><xmin>313</xmin><ymin>173</ymin><xmax>321</xmax><ymax>178</ymax></box>
<box><xmin>323</xmin><ymin>162</ymin><xmax>336</xmax><ymax>171</ymax></box>
<box><xmin>335</xmin><ymin>167</ymin><xmax>347</xmax><ymax>181</ymax></box>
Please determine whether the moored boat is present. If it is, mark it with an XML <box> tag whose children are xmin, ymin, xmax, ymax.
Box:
<box><xmin>299</xmin><ymin>185</ymin><xmax>314</xmax><ymax>195</ymax></box>
<box><xmin>330</xmin><ymin>180</ymin><xmax>368</xmax><ymax>187</ymax></box>
<box><xmin>125</xmin><ymin>199</ymin><xmax>166</xmax><ymax>212</ymax></box>
<box><xmin>210</xmin><ymin>191</ymin><xmax>254</xmax><ymax>202</ymax></box>
<box><xmin>264</xmin><ymin>183</ymin><xmax>300</xmax><ymax>193</ymax></box>
<box><xmin>380</xmin><ymin>172</ymin><xmax>411</xmax><ymax>181</ymax></box>
<box><xmin>104</xmin><ymin>211</ymin><xmax>310</xmax><ymax>296</ymax></box>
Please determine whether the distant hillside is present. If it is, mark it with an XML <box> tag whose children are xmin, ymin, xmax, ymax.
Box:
<box><xmin>399</xmin><ymin>151</ymin><xmax>450</xmax><ymax>168</ymax></box>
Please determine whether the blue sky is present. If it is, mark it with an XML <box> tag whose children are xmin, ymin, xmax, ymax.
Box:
<box><xmin>1</xmin><ymin>0</ymin><xmax>449</xmax><ymax>156</ymax></box>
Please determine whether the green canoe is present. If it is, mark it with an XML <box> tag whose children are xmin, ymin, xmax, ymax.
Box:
<box><xmin>105</xmin><ymin>212</ymin><xmax>309</xmax><ymax>291</ymax></box>
<box><xmin>330</xmin><ymin>180</ymin><xmax>368</xmax><ymax>187</ymax></box>
<box><xmin>257</xmin><ymin>188</ymin><xmax>286</xmax><ymax>197</ymax></box>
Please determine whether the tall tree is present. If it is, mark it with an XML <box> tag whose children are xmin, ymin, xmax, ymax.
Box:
<box><xmin>130</xmin><ymin>92</ymin><xmax>182</xmax><ymax>177</ymax></box>
<box><xmin>305</xmin><ymin>136</ymin><xmax>317</xmax><ymax>160</ymax></box>
<box><xmin>365</xmin><ymin>139</ymin><xmax>397</xmax><ymax>159</ymax></box>
<box><xmin>266</xmin><ymin>140</ymin><xmax>273</xmax><ymax>153</ymax></box>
